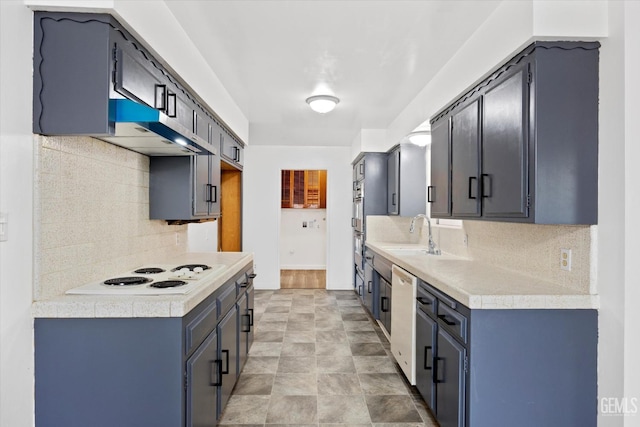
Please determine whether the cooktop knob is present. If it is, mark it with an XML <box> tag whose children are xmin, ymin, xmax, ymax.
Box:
<box><xmin>193</xmin><ymin>267</ymin><xmax>204</xmax><ymax>273</ymax></box>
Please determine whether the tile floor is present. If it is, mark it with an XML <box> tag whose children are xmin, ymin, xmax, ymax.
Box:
<box><xmin>218</xmin><ymin>289</ymin><xmax>439</xmax><ymax>427</ymax></box>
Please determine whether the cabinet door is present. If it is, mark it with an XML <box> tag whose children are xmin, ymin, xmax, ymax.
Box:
<box><xmin>355</xmin><ymin>267</ymin><xmax>365</xmax><ymax>301</ymax></box>
<box><xmin>378</xmin><ymin>277</ymin><xmax>388</xmax><ymax>324</ymax></box>
<box><xmin>379</xmin><ymin>279</ymin><xmax>392</xmax><ymax>335</ymax></box>
<box><xmin>246</xmin><ymin>285</ymin><xmax>255</xmax><ymax>353</ymax></box>
<box><xmin>430</xmin><ymin>118</ymin><xmax>452</xmax><ymax>217</ymax></box>
<box><xmin>416</xmin><ymin>307</ymin><xmax>437</xmax><ymax>413</ymax></box>
<box><xmin>364</xmin><ymin>261</ymin><xmax>374</xmax><ymax>315</ymax></box>
<box><xmin>234</xmin><ymin>144</ymin><xmax>243</xmax><ymax>167</ymax></box>
<box><xmin>387</xmin><ymin>150</ymin><xmax>400</xmax><ymax>215</ymax></box>
<box><xmin>452</xmin><ymin>100</ymin><xmax>481</xmax><ymax>217</ymax></box>
<box><xmin>171</xmin><ymin>89</ymin><xmax>195</xmax><ymax>134</ymax></box>
<box><xmin>208</xmin><ymin>155</ymin><xmax>221</xmax><ymax>216</ymax></box>
<box><xmin>192</xmin><ymin>155</ymin><xmax>210</xmax><ymax>216</ymax></box>
<box><xmin>185</xmin><ymin>330</ymin><xmax>218</xmax><ymax>427</ymax></box>
<box><xmin>482</xmin><ymin>64</ymin><xmax>529</xmax><ymax>218</ymax></box>
<box><xmin>194</xmin><ymin>108</ymin><xmax>211</xmax><ymax>144</ymax></box>
<box><xmin>435</xmin><ymin>328</ymin><xmax>466</xmax><ymax>427</ymax></box>
<box><xmin>221</xmin><ymin>132</ymin><xmax>243</xmax><ymax>166</ymax></box>
<box><xmin>114</xmin><ymin>45</ymin><xmax>166</xmax><ymax>111</ymax></box>
<box><xmin>220</xmin><ymin>133</ymin><xmax>234</xmax><ymax>162</ymax></box>
<box><xmin>218</xmin><ymin>306</ymin><xmax>238</xmax><ymax>412</ymax></box>
<box><xmin>237</xmin><ymin>293</ymin><xmax>248</xmax><ymax>373</ymax></box>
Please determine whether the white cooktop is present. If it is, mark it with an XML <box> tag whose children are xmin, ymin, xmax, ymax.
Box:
<box><xmin>65</xmin><ymin>264</ymin><xmax>228</xmax><ymax>296</ymax></box>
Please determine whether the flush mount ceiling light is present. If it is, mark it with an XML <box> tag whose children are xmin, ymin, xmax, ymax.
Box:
<box><xmin>306</xmin><ymin>95</ymin><xmax>340</xmax><ymax>114</ymax></box>
<box><xmin>407</xmin><ymin>130</ymin><xmax>431</xmax><ymax>147</ymax></box>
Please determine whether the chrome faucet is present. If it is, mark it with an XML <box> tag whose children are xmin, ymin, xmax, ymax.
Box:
<box><xmin>409</xmin><ymin>214</ymin><xmax>441</xmax><ymax>255</ymax></box>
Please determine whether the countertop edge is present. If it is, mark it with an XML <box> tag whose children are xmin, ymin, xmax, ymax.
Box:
<box><xmin>32</xmin><ymin>252</ymin><xmax>254</xmax><ymax>319</ymax></box>
<box><xmin>365</xmin><ymin>242</ymin><xmax>598</xmax><ymax>310</ymax></box>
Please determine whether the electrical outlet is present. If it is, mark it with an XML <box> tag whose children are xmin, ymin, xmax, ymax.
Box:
<box><xmin>560</xmin><ymin>248</ymin><xmax>572</xmax><ymax>271</ymax></box>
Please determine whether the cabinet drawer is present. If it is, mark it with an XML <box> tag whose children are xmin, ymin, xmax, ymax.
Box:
<box><xmin>373</xmin><ymin>255</ymin><xmax>392</xmax><ymax>283</ymax></box>
<box><xmin>217</xmin><ymin>284</ymin><xmax>237</xmax><ymax>317</ymax></box>
<box><xmin>184</xmin><ymin>300</ymin><xmax>217</xmax><ymax>356</ymax></box>
<box><xmin>416</xmin><ymin>286</ymin><xmax>437</xmax><ymax>316</ymax></box>
<box><xmin>437</xmin><ymin>303</ymin><xmax>468</xmax><ymax>343</ymax></box>
<box><xmin>235</xmin><ymin>273</ymin><xmax>250</xmax><ymax>295</ymax></box>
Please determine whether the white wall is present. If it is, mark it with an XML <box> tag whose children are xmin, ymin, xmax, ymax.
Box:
<box><xmin>279</xmin><ymin>209</ymin><xmax>327</xmax><ymax>269</ymax></box>
<box><xmin>624</xmin><ymin>2</ymin><xmax>640</xmax><ymax>421</ymax></box>
<box><xmin>243</xmin><ymin>146</ymin><xmax>351</xmax><ymax>290</ymax></box>
<box><xmin>597</xmin><ymin>3</ymin><xmax>626</xmax><ymax>425</ymax></box>
<box><xmin>0</xmin><ymin>2</ymin><xmax>34</xmax><ymax>426</ymax></box>
<box><xmin>187</xmin><ymin>221</ymin><xmax>219</xmax><ymax>253</ymax></box>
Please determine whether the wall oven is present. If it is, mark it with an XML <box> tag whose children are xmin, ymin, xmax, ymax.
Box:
<box><xmin>352</xmin><ymin>181</ymin><xmax>364</xmax><ymax>233</ymax></box>
<box><xmin>354</xmin><ymin>231</ymin><xmax>363</xmax><ymax>268</ymax></box>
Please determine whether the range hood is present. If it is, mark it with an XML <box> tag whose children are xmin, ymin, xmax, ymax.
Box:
<box><xmin>99</xmin><ymin>99</ymin><xmax>215</xmax><ymax>156</ymax></box>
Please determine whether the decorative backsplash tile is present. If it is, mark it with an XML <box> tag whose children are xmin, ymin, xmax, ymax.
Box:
<box><xmin>34</xmin><ymin>136</ymin><xmax>187</xmax><ymax>300</ymax></box>
<box><xmin>366</xmin><ymin>215</ymin><xmax>593</xmax><ymax>294</ymax></box>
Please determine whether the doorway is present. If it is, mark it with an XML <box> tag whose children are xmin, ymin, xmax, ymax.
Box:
<box><xmin>279</xmin><ymin>169</ymin><xmax>327</xmax><ymax>289</ymax></box>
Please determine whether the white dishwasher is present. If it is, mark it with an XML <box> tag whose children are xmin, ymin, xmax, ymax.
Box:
<box><xmin>390</xmin><ymin>264</ymin><xmax>417</xmax><ymax>385</ymax></box>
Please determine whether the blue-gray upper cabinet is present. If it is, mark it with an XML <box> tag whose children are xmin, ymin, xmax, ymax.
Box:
<box><xmin>387</xmin><ymin>144</ymin><xmax>427</xmax><ymax>216</ymax></box>
<box><xmin>387</xmin><ymin>149</ymin><xmax>400</xmax><ymax>215</ymax></box>
<box><xmin>113</xmin><ymin>41</ymin><xmax>168</xmax><ymax>113</ymax></box>
<box><xmin>149</xmin><ymin>154</ymin><xmax>221</xmax><ymax>220</ymax></box>
<box><xmin>429</xmin><ymin>118</ymin><xmax>452</xmax><ymax>217</ymax></box>
<box><xmin>430</xmin><ymin>41</ymin><xmax>599</xmax><ymax>224</ymax></box>
<box><xmin>220</xmin><ymin>127</ymin><xmax>244</xmax><ymax>169</ymax></box>
<box><xmin>451</xmin><ymin>99</ymin><xmax>481</xmax><ymax>218</ymax></box>
<box><xmin>33</xmin><ymin>13</ymin><xmax>191</xmax><ymax>137</ymax></box>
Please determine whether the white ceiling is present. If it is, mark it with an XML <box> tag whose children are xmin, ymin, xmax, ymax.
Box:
<box><xmin>165</xmin><ymin>0</ymin><xmax>501</xmax><ymax>146</ymax></box>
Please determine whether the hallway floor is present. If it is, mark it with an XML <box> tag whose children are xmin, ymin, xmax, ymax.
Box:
<box><xmin>218</xmin><ymin>289</ymin><xmax>439</xmax><ymax>426</ymax></box>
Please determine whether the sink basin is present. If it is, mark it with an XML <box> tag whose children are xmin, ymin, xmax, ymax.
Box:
<box><xmin>385</xmin><ymin>248</ymin><xmax>437</xmax><ymax>257</ymax></box>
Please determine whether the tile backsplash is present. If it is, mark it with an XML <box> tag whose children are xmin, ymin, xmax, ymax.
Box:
<box><xmin>367</xmin><ymin>215</ymin><xmax>593</xmax><ymax>294</ymax></box>
<box><xmin>34</xmin><ymin>136</ymin><xmax>187</xmax><ymax>300</ymax></box>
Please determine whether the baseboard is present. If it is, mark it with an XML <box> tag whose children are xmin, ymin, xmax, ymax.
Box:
<box><xmin>279</xmin><ymin>265</ymin><xmax>326</xmax><ymax>270</ymax></box>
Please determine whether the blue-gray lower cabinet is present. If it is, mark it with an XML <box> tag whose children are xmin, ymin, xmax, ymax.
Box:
<box><xmin>245</xmin><ymin>284</ymin><xmax>255</xmax><ymax>352</ymax></box>
<box><xmin>35</xmin><ymin>265</ymin><xmax>254</xmax><ymax>427</ymax></box>
<box><xmin>379</xmin><ymin>277</ymin><xmax>392</xmax><ymax>335</ymax></box>
<box><xmin>238</xmin><ymin>291</ymin><xmax>249</xmax><ymax>373</ymax></box>
<box><xmin>435</xmin><ymin>328</ymin><xmax>466</xmax><ymax>427</ymax></box>
<box><xmin>416</xmin><ymin>307</ymin><xmax>437</xmax><ymax>411</ymax></box>
<box><xmin>218</xmin><ymin>305</ymin><xmax>238</xmax><ymax>411</ymax></box>
<box><xmin>186</xmin><ymin>328</ymin><xmax>218</xmax><ymax>427</ymax></box>
<box><xmin>415</xmin><ymin>280</ymin><xmax>598</xmax><ymax>427</ymax></box>
<box><xmin>363</xmin><ymin>259</ymin><xmax>376</xmax><ymax>316</ymax></box>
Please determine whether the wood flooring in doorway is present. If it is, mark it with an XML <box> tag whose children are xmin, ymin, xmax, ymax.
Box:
<box><xmin>280</xmin><ymin>269</ymin><xmax>326</xmax><ymax>289</ymax></box>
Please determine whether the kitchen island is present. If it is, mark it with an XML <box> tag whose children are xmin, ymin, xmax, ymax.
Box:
<box><xmin>33</xmin><ymin>251</ymin><xmax>254</xmax><ymax>427</ymax></box>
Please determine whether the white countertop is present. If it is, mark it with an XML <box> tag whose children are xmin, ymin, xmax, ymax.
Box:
<box><xmin>366</xmin><ymin>242</ymin><xmax>598</xmax><ymax>310</ymax></box>
<box><xmin>32</xmin><ymin>252</ymin><xmax>254</xmax><ymax>318</ymax></box>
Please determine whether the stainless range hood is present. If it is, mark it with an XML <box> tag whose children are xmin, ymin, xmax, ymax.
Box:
<box><xmin>99</xmin><ymin>99</ymin><xmax>215</xmax><ymax>156</ymax></box>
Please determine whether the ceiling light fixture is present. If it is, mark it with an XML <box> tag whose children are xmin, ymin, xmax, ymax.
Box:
<box><xmin>407</xmin><ymin>130</ymin><xmax>431</xmax><ymax>147</ymax></box>
<box><xmin>306</xmin><ymin>95</ymin><xmax>340</xmax><ymax>114</ymax></box>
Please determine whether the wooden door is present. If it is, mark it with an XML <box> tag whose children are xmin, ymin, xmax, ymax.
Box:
<box><xmin>219</xmin><ymin>163</ymin><xmax>242</xmax><ymax>251</ymax></box>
